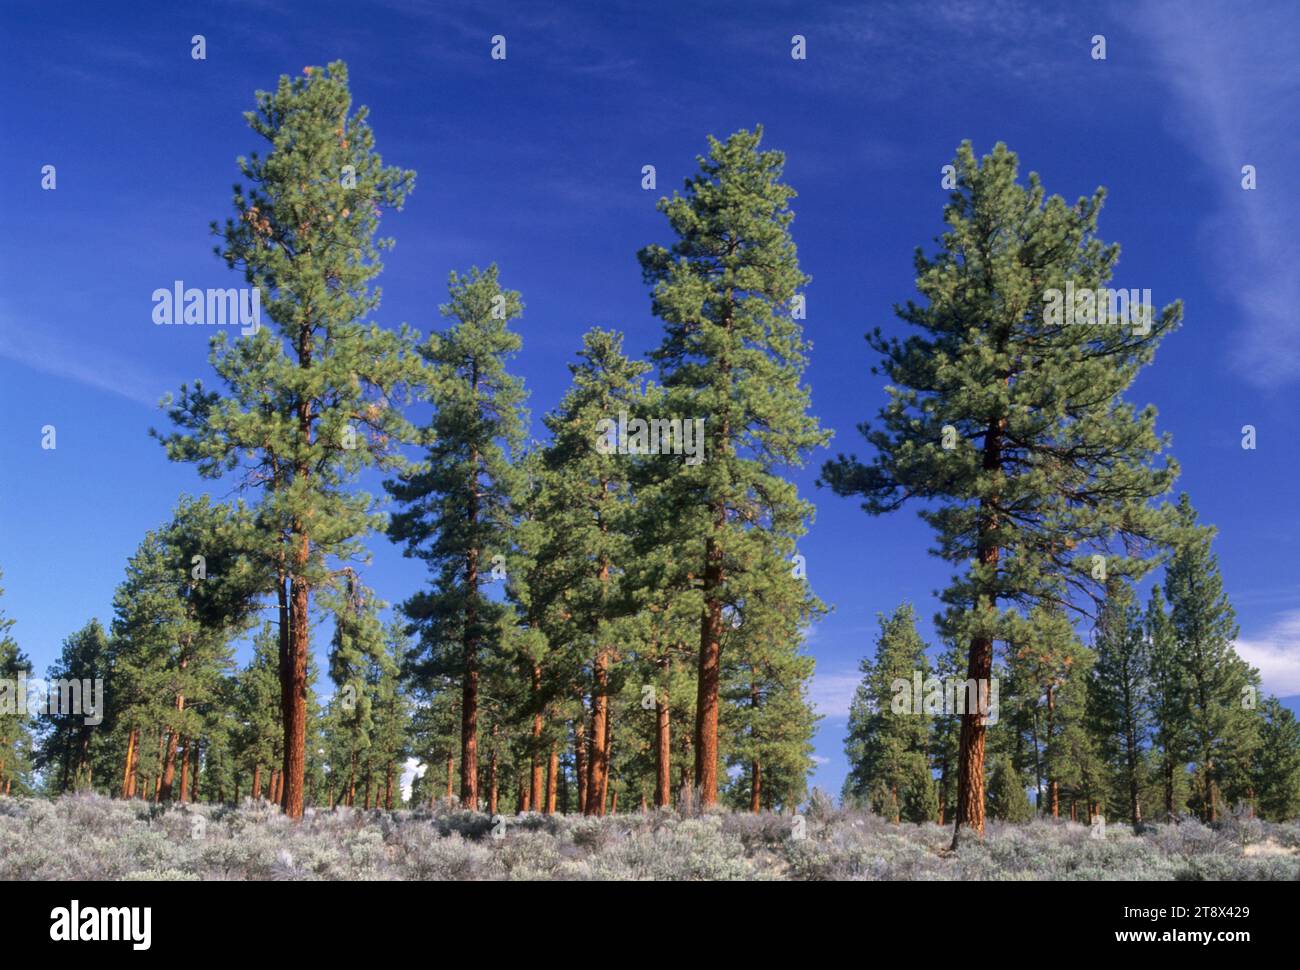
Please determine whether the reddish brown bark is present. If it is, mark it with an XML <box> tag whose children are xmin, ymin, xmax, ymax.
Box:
<box><xmin>530</xmin><ymin>664</ymin><xmax>544</xmax><ymax>810</ymax></box>
<box><xmin>546</xmin><ymin>741</ymin><xmax>558</xmax><ymax>814</ymax></box>
<box><xmin>121</xmin><ymin>727</ymin><xmax>137</xmax><ymax>799</ymax></box>
<box><xmin>159</xmin><ymin>730</ymin><xmax>180</xmax><ymax>801</ymax></box>
<box><xmin>586</xmin><ymin>656</ymin><xmax>610</xmax><ymax>816</ymax></box>
<box><xmin>152</xmin><ymin>732</ymin><xmax>166</xmax><ymax>802</ymax></box>
<box><xmin>445</xmin><ymin>753</ymin><xmax>454</xmax><ymax>800</ymax></box>
<box><xmin>178</xmin><ymin>737</ymin><xmax>189</xmax><ymax>805</ymax></box>
<box><xmin>281</xmin><ymin>552</ymin><xmax>309</xmax><ymax>818</ymax></box>
<box><xmin>952</xmin><ymin>634</ymin><xmax>993</xmax><ymax>842</ymax></box>
<box><xmin>654</xmin><ymin>691</ymin><xmax>671</xmax><ymax>809</ymax></box>
<box><xmin>600</xmin><ymin>703</ymin><xmax>612</xmax><ymax>813</ymax></box>
<box><xmin>252</xmin><ymin>765</ymin><xmax>262</xmax><ymax>803</ymax></box>
<box><xmin>950</xmin><ymin>411</ymin><xmax>1004</xmax><ymax>849</ymax></box>
<box><xmin>694</xmin><ymin>509</ymin><xmax>725</xmax><ymax>808</ymax></box>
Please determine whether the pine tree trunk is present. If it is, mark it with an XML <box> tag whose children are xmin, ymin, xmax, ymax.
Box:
<box><xmin>695</xmin><ymin>512</ymin><xmax>725</xmax><ymax>808</ymax></box>
<box><xmin>587</xmin><ymin>654</ymin><xmax>610</xmax><ymax>816</ymax></box>
<box><xmin>609</xmin><ymin>780</ymin><xmax>618</xmax><ymax>815</ymax></box>
<box><xmin>1046</xmin><ymin>685</ymin><xmax>1058</xmax><ymax>818</ymax></box>
<box><xmin>546</xmin><ymin>741</ymin><xmax>558</xmax><ymax>814</ymax></box>
<box><xmin>951</xmin><ymin>633</ymin><xmax>993</xmax><ymax>844</ymax></box>
<box><xmin>190</xmin><ymin>742</ymin><xmax>200</xmax><ymax>803</ymax></box>
<box><xmin>252</xmin><ymin>764</ymin><xmax>262</xmax><ymax>803</ymax></box>
<box><xmin>160</xmin><ymin>729</ymin><xmax>180</xmax><ymax>801</ymax></box>
<box><xmin>488</xmin><ymin>746</ymin><xmax>498</xmax><ymax>816</ymax></box>
<box><xmin>385</xmin><ymin>764</ymin><xmax>394</xmax><ymax>810</ymax></box>
<box><xmin>654</xmin><ymin>692</ymin><xmax>671</xmax><ymax>809</ymax></box>
<box><xmin>445</xmin><ymin>752</ymin><xmax>454</xmax><ymax>800</ymax></box>
<box><xmin>121</xmin><ymin>727</ymin><xmax>137</xmax><ymax>799</ymax></box>
<box><xmin>178</xmin><ymin>737</ymin><xmax>189</xmax><ymax>805</ymax></box>
<box><xmin>153</xmin><ymin>732</ymin><xmax>166</xmax><ymax>802</ymax></box>
<box><xmin>282</xmin><ymin>551</ymin><xmax>310</xmax><ymax>818</ymax></box>
<box><xmin>530</xmin><ymin>664</ymin><xmax>544</xmax><ymax>810</ymax></box>
<box><xmin>950</xmin><ymin>413</ymin><xmax>1003</xmax><ymax>849</ymax></box>
<box><xmin>600</xmin><ymin>704</ymin><xmax>612</xmax><ymax>813</ymax></box>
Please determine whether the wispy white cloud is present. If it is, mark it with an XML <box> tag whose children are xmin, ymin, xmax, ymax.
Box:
<box><xmin>0</xmin><ymin>318</ymin><xmax>166</xmax><ymax>408</ymax></box>
<box><xmin>1236</xmin><ymin>610</ymin><xmax>1300</xmax><ymax>697</ymax></box>
<box><xmin>810</xmin><ymin>669</ymin><xmax>860</xmax><ymax>718</ymax></box>
<box><xmin>1136</xmin><ymin>0</ymin><xmax>1300</xmax><ymax>387</ymax></box>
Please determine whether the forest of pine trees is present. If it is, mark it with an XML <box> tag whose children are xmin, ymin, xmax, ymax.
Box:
<box><xmin>2</xmin><ymin>62</ymin><xmax>1297</xmax><ymax>832</ymax></box>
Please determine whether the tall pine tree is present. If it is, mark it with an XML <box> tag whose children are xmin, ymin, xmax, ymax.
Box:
<box><xmin>155</xmin><ymin>61</ymin><xmax>422</xmax><ymax>816</ymax></box>
<box><xmin>387</xmin><ymin>264</ymin><xmax>527</xmax><ymax>811</ymax></box>
<box><xmin>822</xmin><ymin>142</ymin><xmax>1183</xmax><ymax>843</ymax></box>
<box><xmin>638</xmin><ymin>127</ymin><xmax>829</xmax><ymax>806</ymax></box>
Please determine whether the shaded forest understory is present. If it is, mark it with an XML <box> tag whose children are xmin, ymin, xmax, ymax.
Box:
<box><xmin>2</xmin><ymin>793</ymin><xmax>1297</xmax><ymax>881</ymax></box>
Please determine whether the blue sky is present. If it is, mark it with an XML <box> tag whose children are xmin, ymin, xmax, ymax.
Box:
<box><xmin>1</xmin><ymin>0</ymin><xmax>1298</xmax><ymax>797</ymax></box>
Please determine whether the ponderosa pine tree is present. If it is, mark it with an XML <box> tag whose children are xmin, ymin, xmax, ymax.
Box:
<box><xmin>0</xmin><ymin>570</ymin><xmax>35</xmax><ymax>797</ymax></box>
<box><xmin>929</xmin><ymin>638</ymin><xmax>966</xmax><ymax>825</ymax></box>
<box><xmin>844</xmin><ymin>604</ymin><xmax>933</xmax><ymax>822</ymax></box>
<box><xmin>157</xmin><ymin>498</ymin><xmax>263</xmax><ymax>802</ymax></box>
<box><xmin>1254</xmin><ymin>698</ymin><xmax>1300</xmax><ymax>821</ymax></box>
<box><xmin>1145</xmin><ymin>583</ymin><xmax>1189</xmax><ymax>819</ymax></box>
<box><xmin>1162</xmin><ymin>494</ymin><xmax>1259</xmax><ymax>822</ymax></box>
<box><xmin>37</xmin><ymin>619</ymin><xmax>110</xmax><ymax>793</ymax></box>
<box><xmin>821</xmin><ymin>142</ymin><xmax>1183</xmax><ymax>844</ymax></box>
<box><xmin>638</xmin><ymin>127</ymin><xmax>829</xmax><ymax>807</ymax></box>
<box><xmin>387</xmin><ymin>265</ymin><xmax>527</xmax><ymax>811</ymax></box>
<box><xmin>1009</xmin><ymin>605</ymin><xmax>1094</xmax><ymax>818</ymax></box>
<box><xmin>721</xmin><ymin>554</ymin><xmax>821</xmax><ymax>813</ymax></box>
<box><xmin>325</xmin><ymin>576</ymin><xmax>391</xmax><ymax>806</ymax></box>
<box><xmin>235</xmin><ymin>624</ymin><xmax>284</xmax><ymax>803</ymax></box>
<box><xmin>536</xmin><ymin>328</ymin><xmax>649</xmax><ymax>814</ymax></box>
<box><xmin>1088</xmin><ymin>579</ymin><xmax>1149</xmax><ymax>824</ymax></box>
<box><xmin>106</xmin><ymin>500</ymin><xmax>261</xmax><ymax>802</ymax></box>
<box><xmin>155</xmin><ymin>61</ymin><xmax>422</xmax><ymax>817</ymax></box>
<box><xmin>987</xmin><ymin>754</ymin><xmax>1033</xmax><ymax>822</ymax></box>
<box><xmin>502</xmin><ymin>449</ymin><xmax>555</xmax><ymax>812</ymax></box>
<box><xmin>369</xmin><ymin>622</ymin><xmax>413</xmax><ymax>808</ymax></box>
